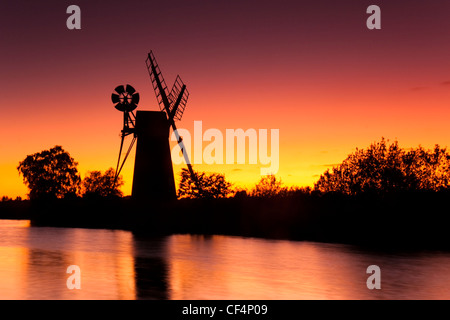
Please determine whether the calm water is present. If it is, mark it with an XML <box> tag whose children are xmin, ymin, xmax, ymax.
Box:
<box><xmin>0</xmin><ymin>219</ymin><xmax>450</xmax><ymax>299</ymax></box>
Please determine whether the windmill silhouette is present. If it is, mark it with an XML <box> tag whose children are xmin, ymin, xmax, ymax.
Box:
<box><xmin>111</xmin><ymin>51</ymin><xmax>198</xmax><ymax>200</ymax></box>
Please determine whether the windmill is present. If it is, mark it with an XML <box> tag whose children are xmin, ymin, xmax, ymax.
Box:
<box><xmin>145</xmin><ymin>51</ymin><xmax>199</xmax><ymax>189</ymax></box>
<box><xmin>110</xmin><ymin>51</ymin><xmax>198</xmax><ymax>200</ymax></box>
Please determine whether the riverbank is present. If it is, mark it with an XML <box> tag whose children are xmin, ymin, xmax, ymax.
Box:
<box><xmin>1</xmin><ymin>191</ymin><xmax>450</xmax><ymax>250</ymax></box>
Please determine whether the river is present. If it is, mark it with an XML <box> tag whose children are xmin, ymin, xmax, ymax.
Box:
<box><xmin>0</xmin><ymin>219</ymin><xmax>449</xmax><ymax>299</ymax></box>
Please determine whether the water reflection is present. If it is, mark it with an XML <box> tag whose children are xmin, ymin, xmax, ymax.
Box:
<box><xmin>1</xmin><ymin>220</ymin><xmax>450</xmax><ymax>299</ymax></box>
<box><xmin>0</xmin><ymin>220</ymin><xmax>139</xmax><ymax>299</ymax></box>
<box><xmin>133</xmin><ymin>236</ymin><xmax>169</xmax><ymax>299</ymax></box>
<box><xmin>165</xmin><ymin>235</ymin><xmax>450</xmax><ymax>300</ymax></box>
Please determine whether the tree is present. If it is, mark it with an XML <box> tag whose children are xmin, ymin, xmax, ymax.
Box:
<box><xmin>250</xmin><ymin>175</ymin><xmax>288</xmax><ymax>197</ymax></box>
<box><xmin>17</xmin><ymin>146</ymin><xmax>81</xmax><ymax>200</ymax></box>
<box><xmin>178</xmin><ymin>168</ymin><xmax>233</xmax><ymax>199</ymax></box>
<box><xmin>314</xmin><ymin>138</ymin><xmax>450</xmax><ymax>194</ymax></box>
<box><xmin>82</xmin><ymin>168</ymin><xmax>123</xmax><ymax>197</ymax></box>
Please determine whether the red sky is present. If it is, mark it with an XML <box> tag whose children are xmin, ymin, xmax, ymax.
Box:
<box><xmin>1</xmin><ymin>0</ymin><xmax>450</xmax><ymax>198</ymax></box>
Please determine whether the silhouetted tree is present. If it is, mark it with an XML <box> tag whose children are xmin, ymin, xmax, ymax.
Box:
<box><xmin>233</xmin><ymin>188</ymin><xmax>248</xmax><ymax>198</ymax></box>
<box><xmin>314</xmin><ymin>138</ymin><xmax>450</xmax><ymax>194</ymax></box>
<box><xmin>82</xmin><ymin>168</ymin><xmax>123</xmax><ymax>197</ymax></box>
<box><xmin>250</xmin><ymin>175</ymin><xmax>288</xmax><ymax>197</ymax></box>
<box><xmin>17</xmin><ymin>146</ymin><xmax>81</xmax><ymax>200</ymax></box>
<box><xmin>178</xmin><ymin>168</ymin><xmax>233</xmax><ymax>199</ymax></box>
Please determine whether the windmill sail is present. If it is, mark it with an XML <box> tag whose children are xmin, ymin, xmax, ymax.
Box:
<box><xmin>168</xmin><ymin>76</ymin><xmax>189</xmax><ymax>121</ymax></box>
<box><xmin>146</xmin><ymin>51</ymin><xmax>171</xmax><ymax>113</ymax></box>
<box><xmin>146</xmin><ymin>51</ymin><xmax>200</xmax><ymax>190</ymax></box>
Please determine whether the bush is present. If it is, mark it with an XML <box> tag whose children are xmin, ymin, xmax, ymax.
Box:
<box><xmin>250</xmin><ymin>175</ymin><xmax>288</xmax><ymax>197</ymax></box>
<box><xmin>82</xmin><ymin>168</ymin><xmax>123</xmax><ymax>197</ymax></box>
<box><xmin>178</xmin><ymin>168</ymin><xmax>233</xmax><ymax>199</ymax></box>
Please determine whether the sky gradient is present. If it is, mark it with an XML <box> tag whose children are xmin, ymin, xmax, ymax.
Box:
<box><xmin>1</xmin><ymin>0</ymin><xmax>450</xmax><ymax>198</ymax></box>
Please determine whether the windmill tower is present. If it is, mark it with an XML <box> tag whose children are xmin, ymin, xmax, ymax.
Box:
<box><xmin>111</xmin><ymin>51</ymin><xmax>198</xmax><ymax>201</ymax></box>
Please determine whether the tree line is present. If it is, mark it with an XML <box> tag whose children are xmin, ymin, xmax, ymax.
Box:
<box><xmin>314</xmin><ymin>138</ymin><xmax>450</xmax><ymax>194</ymax></box>
<box><xmin>16</xmin><ymin>146</ymin><xmax>123</xmax><ymax>200</ymax></box>
<box><xmin>9</xmin><ymin>138</ymin><xmax>450</xmax><ymax>201</ymax></box>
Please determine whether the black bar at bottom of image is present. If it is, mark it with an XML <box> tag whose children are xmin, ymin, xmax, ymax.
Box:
<box><xmin>0</xmin><ymin>300</ymin><xmax>437</xmax><ymax>319</ymax></box>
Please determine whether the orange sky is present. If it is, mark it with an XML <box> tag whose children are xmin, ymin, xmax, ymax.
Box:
<box><xmin>1</xmin><ymin>0</ymin><xmax>450</xmax><ymax>198</ymax></box>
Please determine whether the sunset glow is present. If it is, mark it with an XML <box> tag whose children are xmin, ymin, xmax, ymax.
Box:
<box><xmin>1</xmin><ymin>1</ymin><xmax>450</xmax><ymax>198</ymax></box>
